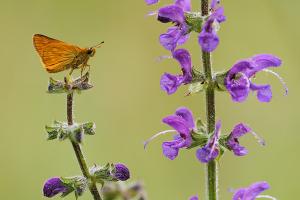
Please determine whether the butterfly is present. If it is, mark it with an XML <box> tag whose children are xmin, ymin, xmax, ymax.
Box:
<box><xmin>33</xmin><ymin>34</ymin><xmax>103</xmax><ymax>75</ymax></box>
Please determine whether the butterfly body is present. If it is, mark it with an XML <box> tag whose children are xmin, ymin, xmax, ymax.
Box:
<box><xmin>33</xmin><ymin>34</ymin><xmax>102</xmax><ymax>74</ymax></box>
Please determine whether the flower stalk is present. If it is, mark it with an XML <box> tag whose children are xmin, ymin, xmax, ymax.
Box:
<box><xmin>67</xmin><ymin>92</ymin><xmax>102</xmax><ymax>200</ymax></box>
<box><xmin>201</xmin><ymin>0</ymin><xmax>218</xmax><ymax>199</ymax></box>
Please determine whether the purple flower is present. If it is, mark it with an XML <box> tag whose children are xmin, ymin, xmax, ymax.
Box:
<box><xmin>227</xmin><ymin>123</ymin><xmax>265</xmax><ymax>156</ymax></box>
<box><xmin>145</xmin><ymin>0</ymin><xmax>159</xmax><ymax>5</ymax></box>
<box><xmin>157</xmin><ymin>0</ymin><xmax>191</xmax><ymax>51</ymax></box>
<box><xmin>43</xmin><ymin>177</ymin><xmax>70</xmax><ymax>198</ymax></box>
<box><xmin>196</xmin><ymin>121</ymin><xmax>221</xmax><ymax>163</ymax></box>
<box><xmin>189</xmin><ymin>195</ymin><xmax>199</xmax><ymax>200</ymax></box>
<box><xmin>225</xmin><ymin>54</ymin><xmax>287</xmax><ymax>102</ymax></box>
<box><xmin>232</xmin><ymin>181</ymin><xmax>272</xmax><ymax>200</ymax></box>
<box><xmin>113</xmin><ymin>163</ymin><xmax>130</xmax><ymax>181</ymax></box>
<box><xmin>160</xmin><ymin>48</ymin><xmax>193</xmax><ymax>94</ymax></box>
<box><xmin>198</xmin><ymin>1</ymin><xmax>226</xmax><ymax>52</ymax></box>
<box><xmin>144</xmin><ymin>107</ymin><xmax>195</xmax><ymax>160</ymax></box>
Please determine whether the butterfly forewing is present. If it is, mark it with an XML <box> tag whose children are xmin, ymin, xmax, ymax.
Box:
<box><xmin>33</xmin><ymin>34</ymin><xmax>84</xmax><ymax>73</ymax></box>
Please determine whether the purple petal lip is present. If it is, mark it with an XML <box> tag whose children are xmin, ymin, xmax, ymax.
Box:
<box><xmin>159</xmin><ymin>26</ymin><xmax>188</xmax><ymax>51</ymax></box>
<box><xmin>232</xmin><ymin>181</ymin><xmax>270</xmax><ymax>200</ymax></box>
<box><xmin>198</xmin><ymin>31</ymin><xmax>220</xmax><ymax>52</ymax></box>
<box><xmin>160</xmin><ymin>73</ymin><xmax>183</xmax><ymax>95</ymax></box>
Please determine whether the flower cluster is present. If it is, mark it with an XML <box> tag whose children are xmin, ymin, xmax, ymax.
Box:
<box><xmin>43</xmin><ymin>163</ymin><xmax>130</xmax><ymax>198</ymax></box>
<box><xmin>146</xmin><ymin>0</ymin><xmax>225</xmax><ymax>52</ymax></box>
<box><xmin>145</xmin><ymin>0</ymin><xmax>284</xmax><ymax>199</ymax></box>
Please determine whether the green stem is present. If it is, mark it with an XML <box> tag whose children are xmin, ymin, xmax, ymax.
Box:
<box><xmin>67</xmin><ymin>93</ymin><xmax>102</xmax><ymax>200</ymax></box>
<box><xmin>201</xmin><ymin>0</ymin><xmax>218</xmax><ymax>200</ymax></box>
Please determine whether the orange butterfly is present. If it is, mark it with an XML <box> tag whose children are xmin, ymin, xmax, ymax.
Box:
<box><xmin>33</xmin><ymin>34</ymin><xmax>103</xmax><ymax>74</ymax></box>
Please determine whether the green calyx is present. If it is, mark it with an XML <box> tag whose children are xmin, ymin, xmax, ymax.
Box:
<box><xmin>187</xmin><ymin>70</ymin><xmax>229</xmax><ymax>95</ymax></box>
<box><xmin>60</xmin><ymin>176</ymin><xmax>88</xmax><ymax>199</ymax></box>
<box><xmin>89</xmin><ymin>163</ymin><xmax>118</xmax><ymax>184</ymax></box>
<box><xmin>48</xmin><ymin>72</ymin><xmax>93</xmax><ymax>94</ymax></box>
<box><xmin>214</xmin><ymin>71</ymin><xmax>228</xmax><ymax>91</ymax></box>
<box><xmin>101</xmin><ymin>181</ymin><xmax>147</xmax><ymax>200</ymax></box>
<box><xmin>185</xmin><ymin>12</ymin><xmax>203</xmax><ymax>33</ymax></box>
<box><xmin>45</xmin><ymin>121</ymin><xmax>96</xmax><ymax>143</ymax></box>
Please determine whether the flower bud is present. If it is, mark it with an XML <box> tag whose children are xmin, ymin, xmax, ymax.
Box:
<box><xmin>43</xmin><ymin>177</ymin><xmax>70</xmax><ymax>198</ymax></box>
<box><xmin>112</xmin><ymin>163</ymin><xmax>130</xmax><ymax>181</ymax></box>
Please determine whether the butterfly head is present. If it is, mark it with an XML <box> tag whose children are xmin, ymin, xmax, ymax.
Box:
<box><xmin>87</xmin><ymin>41</ymin><xmax>104</xmax><ymax>57</ymax></box>
<box><xmin>87</xmin><ymin>48</ymin><xmax>96</xmax><ymax>57</ymax></box>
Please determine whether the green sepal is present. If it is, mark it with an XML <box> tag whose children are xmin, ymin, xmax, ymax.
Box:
<box><xmin>188</xmin><ymin>82</ymin><xmax>205</xmax><ymax>95</ymax></box>
<box><xmin>45</xmin><ymin>121</ymin><xmax>96</xmax><ymax>143</ymax></box>
<box><xmin>47</xmin><ymin>72</ymin><xmax>93</xmax><ymax>94</ymax></box>
<box><xmin>90</xmin><ymin>163</ymin><xmax>114</xmax><ymax>183</ymax></box>
<box><xmin>215</xmin><ymin>71</ymin><xmax>228</xmax><ymax>91</ymax></box>
<box><xmin>45</xmin><ymin>120</ymin><xmax>64</xmax><ymax>140</ymax></box>
<box><xmin>196</xmin><ymin>118</ymin><xmax>206</xmax><ymax>133</ymax></box>
<box><xmin>187</xmin><ymin>69</ymin><xmax>207</xmax><ymax>95</ymax></box>
<box><xmin>82</xmin><ymin>122</ymin><xmax>96</xmax><ymax>135</ymax></box>
<box><xmin>60</xmin><ymin>176</ymin><xmax>88</xmax><ymax>199</ymax></box>
<box><xmin>187</xmin><ymin>131</ymin><xmax>208</xmax><ymax>149</ymax></box>
<box><xmin>216</xmin><ymin>145</ymin><xmax>226</xmax><ymax>161</ymax></box>
<box><xmin>101</xmin><ymin>181</ymin><xmax>146</xmax><ymax>200</ymax></box>
<box><xmin>185</xmin><ymin>12</ymin><xmax>203</xmax><ymax>33</ymax></box>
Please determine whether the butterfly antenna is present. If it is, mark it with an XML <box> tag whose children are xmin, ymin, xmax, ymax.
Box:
<box><xmin>93</xmin><ymin>41</ymin><xmax>104</xmax><ymax>48</ymax></box>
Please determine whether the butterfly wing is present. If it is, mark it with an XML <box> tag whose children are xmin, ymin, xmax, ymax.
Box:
<box><xmin>33</xmin><ymin>34</ymin><xmax>84</xmax><ymax>73</ymax></box>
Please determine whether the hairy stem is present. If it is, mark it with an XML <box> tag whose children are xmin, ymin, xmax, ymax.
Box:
<box><xmin>201</xmin><ymin>0</ymin><xmax>218</xmax><ymax>200</ymax></box>
<box><xmin>67</xmin><ymin>93</ymin><xmax>102</xmax><ymax>200</ymax></box>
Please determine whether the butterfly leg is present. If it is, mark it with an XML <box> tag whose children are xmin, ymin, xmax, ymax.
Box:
<box><xmin>69</xmin><ymin>68</ymin><xmax>74</xmax><ymax>76</ymax></box>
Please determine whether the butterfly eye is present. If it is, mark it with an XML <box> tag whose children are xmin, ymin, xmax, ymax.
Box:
<box><xmin>87</xmin><ymin>48</ymin><xmax>95</xmax><ymax>56</ymax></box>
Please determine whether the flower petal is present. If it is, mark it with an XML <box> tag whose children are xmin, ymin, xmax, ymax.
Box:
<box><xmin>210</xmin><ymin>0</ymin><xmax>220</xmax><ymax>10</ymax></box>
<box><xmin>175</xmin><ymin>107</ymin><xmax>195</xmax><ymax>129</ymax></box>
<box><xmin>159</xmin><ymin>27</ymin><xmax>181</xmax><ymax>51</ymax></box>
<box><xmin>175</xmin><ymin>0</ymin><xmax>191</xmax><ymax>11</ymax></box>
<box><xmin>241</xmin><ymin>181</ymin><xmax>270</xmax><ymax>200</ymax></box>
<box><xmin>196</xmin><ymin>121</ymin><xmax>221</xmax><ymax>163</ymax></box>
<box><xmin>232</xmin><ymin>188</ymin><xmax>246</xmax><ymax>200</ymax></box>
<box><xmin>250</xmin><ymin>84</ymin><xmax>272</xmax><ymax>102</ymax></box>
<box><xmin>172</xmin><ymin>49</ymin><xmax>192</xmax><ymax>82</ymax></box>
<box><xmin>226</xmin><ymin>72</ymin><xmax>251</xmax><ymax>102</ymax></box>
<box><xmin>198</xmin><ymin>31</ymin><xmax>219</xmax><ymax>52</ymax></box>
<box><xmin>189</xmin><ymin>195</ymin><xmax>199</xmax><ymax>200</ymax></box>
<box><xmin>232</xmin><ymin>182</ymin><xmax>270</xmax><ymax>200</ymax></box>
<box><xmin>158</xmin><ymin>5</ymin><xmax>185</xmax><ymax>24</ymax></box>
<box><xmin>251</xmin><ymin>54</ymin><xmax>281</xmax><ymax>72</ymax></box>
<box><xmin>162</xmin><ymin>114</ymin><xmax>190</xmax><ymax>137</ymax></box>
<box><xmin>196</xmin><ymin>146</ymin><xmax>219</xmax><ymax>163</ymax></box>
<box><xmin>162</xmin><ymin>140</ymin><xmax>180</xmax><ymax>160</ymax></box>
<box><xmin>160</xmin><ymin>73</ymin><xmax>183</xmax><ymax>94</ymax></box>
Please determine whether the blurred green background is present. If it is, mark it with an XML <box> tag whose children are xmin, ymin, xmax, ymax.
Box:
<box><xmin>0</xmin><ymin>0</ymin><xmax>298</xmax><ymax>199</ymax></box>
